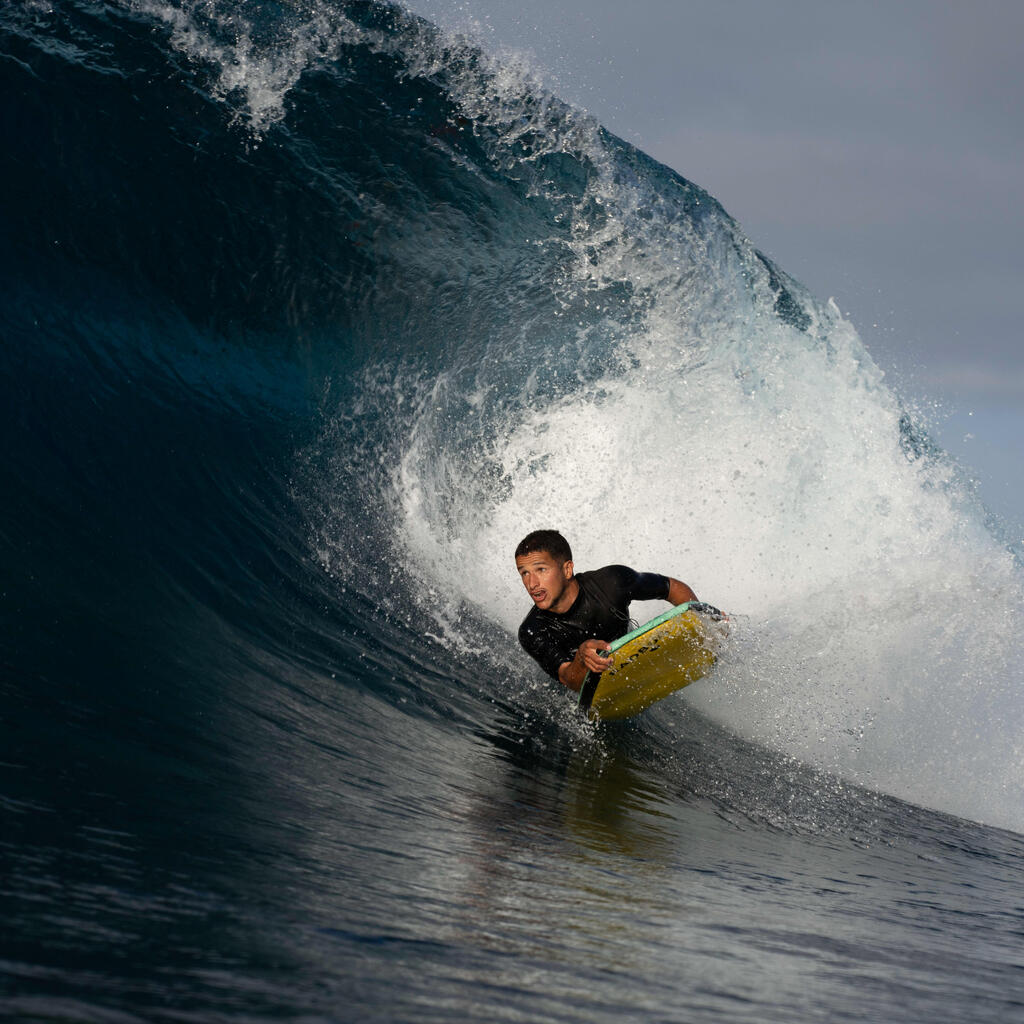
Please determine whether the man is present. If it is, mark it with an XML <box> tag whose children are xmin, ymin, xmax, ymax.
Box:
<box><xmin>515</xmin><ymin>529</ymin><xmax>699</xmax><ymax>693</ymax></box>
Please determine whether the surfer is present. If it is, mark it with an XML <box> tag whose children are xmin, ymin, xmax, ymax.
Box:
<box><xmin>515</xmin><ymin>529</ymin><xmax>699</xmax><ymax>692</ymax></box>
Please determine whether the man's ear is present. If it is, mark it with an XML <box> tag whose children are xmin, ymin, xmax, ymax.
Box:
<box><xmin>562</xmin><ymin>559</ymin><xmax>574</xmax><ymax>580</ymax></box>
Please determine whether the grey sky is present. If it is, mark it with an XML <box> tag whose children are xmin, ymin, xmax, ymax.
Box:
<box><xmin>405</xmin><ymin>0</ymin><xmax>1024</xmax><ymax>521</ymax></box>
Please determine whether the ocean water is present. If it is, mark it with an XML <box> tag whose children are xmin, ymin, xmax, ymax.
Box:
<box><xmin>1</xmin><ymin>2</ymin><xmax>1022</xmax><ymax>1022</ymax></box>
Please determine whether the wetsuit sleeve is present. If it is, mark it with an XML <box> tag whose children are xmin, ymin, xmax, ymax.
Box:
<box><xmin>518</xmin><ymin>621</ymin><xmax>573</xmax><ymax>681</ymax></box>
<box><xmin>603</xmin><ymin>565</ymin><xmax>671</xmax><ymax>602</ymax></box>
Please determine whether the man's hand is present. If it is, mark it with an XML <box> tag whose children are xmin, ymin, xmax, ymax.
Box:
<box><xmin>558</xmin><ymin>638</ymin><xmax>613</xmax><ymax>691</ymax></box>
<box><xmin>578</xmin><ymin>638</ymin><xmax>614</xmax><ymax>673</ymax></box>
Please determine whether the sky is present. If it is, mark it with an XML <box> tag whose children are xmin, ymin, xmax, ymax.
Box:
<box><xmin>405</xmin><ymin>0</ymin><xmax>1023</xmax><ymax>528</ymax></box>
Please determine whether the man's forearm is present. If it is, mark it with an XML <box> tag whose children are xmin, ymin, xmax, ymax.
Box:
<box><xmin>558</xmin><ymin>653</ymin><xmax>587</xmax><ymax>692</ymax></box>
<box><xmin>558</xmin><ymin>638</ymin><xmax>614</xmax><ymax>691</ymax></box>
<box><xmin>667</xmin><ymin>577</ymin><xmax>698</xmax><ymax>605</ymax></box>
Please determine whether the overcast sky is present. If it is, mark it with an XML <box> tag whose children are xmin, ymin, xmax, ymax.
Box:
<box><xmin>405</xmin><ymin>0</ymin><xmax>1024</xmax><ymax>524</ymax></box>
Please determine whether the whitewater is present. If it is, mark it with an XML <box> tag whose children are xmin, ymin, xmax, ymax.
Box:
<box><xmin>1</xmin><ymin>2</ymin><xmax>1022</xmax><ymax>1022</ymax></box>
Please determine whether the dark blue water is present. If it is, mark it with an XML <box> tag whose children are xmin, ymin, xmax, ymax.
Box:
<box><xmin>2</xmin><ymin>2</ymin><xmax>1023</xmax><ymax>1021</ymax></box>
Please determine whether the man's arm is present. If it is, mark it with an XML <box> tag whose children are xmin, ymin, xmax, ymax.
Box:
<box><xmin>622</xmin><ymin>568</ymin><xmax>695</xmax><ymax>606</ymax></box>
<box><xmin>557</xmin><ymin>639</ymin><xmax>613</xmax><ymax>692</ymax></box>
<box><xmin>667</xmin><ymin>577</ymin><xmax>698</xmax><ymax>605</ymax></box>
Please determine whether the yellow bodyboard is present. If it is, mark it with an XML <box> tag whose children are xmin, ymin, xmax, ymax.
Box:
<box><xmin>579</xmin><ymin>602</ymin><xmax>725</xmax><ymax>722</ymax></box>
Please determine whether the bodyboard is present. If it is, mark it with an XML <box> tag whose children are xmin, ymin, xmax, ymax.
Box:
<box><xmin>578</xmin><ymin>602</ymin><xmax>725</xmax><ymax>722</ymax></box>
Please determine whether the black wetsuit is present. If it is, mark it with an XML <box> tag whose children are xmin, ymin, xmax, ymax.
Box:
<box><xmin>518</xmin><ymin>565</ymin><xmax>670</xmax><ymax>682</ymax></box>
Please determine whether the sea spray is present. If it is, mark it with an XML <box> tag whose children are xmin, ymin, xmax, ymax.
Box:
<box><xmin>357</xmin><ymin>6</ymin><xmax>1024</xmax><ymax>831</ymax></box>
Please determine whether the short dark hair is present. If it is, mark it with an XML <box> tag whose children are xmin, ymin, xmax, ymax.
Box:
<box><xmin>515</xmin><ymin>530</ymin><xmax>572</xmax><ymax>564</ymax></box>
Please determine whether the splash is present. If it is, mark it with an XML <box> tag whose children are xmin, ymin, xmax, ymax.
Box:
<box><xmin>362</xmin><ymin>8</ymin><xmax>1024</xmax><ymax>832</ymax></box>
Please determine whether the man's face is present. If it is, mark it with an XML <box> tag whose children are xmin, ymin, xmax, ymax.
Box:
<box><xmin>515</xmin><ymin>550</ymin><xmax>574</xmax><ymax>612</ymax></box>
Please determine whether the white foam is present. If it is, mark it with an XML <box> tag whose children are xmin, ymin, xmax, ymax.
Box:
<box><xmin>387</xmin><ymin>93</ymin><xmax>1024</xmax><ymax>832</ymax></box>
<box><xmin>130</xmin><ymin>0</ymin><xmax>358</xmax><ymax>134</ymax></box>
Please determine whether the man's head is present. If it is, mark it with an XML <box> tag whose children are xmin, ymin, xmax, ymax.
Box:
<box><xmin>515</xmin><ymin>530</ymin><xmax>572</xmax><ymax>565</ymax></box>
<box><xmin>514</xmin><ymin>530</ymin><xmax>576</xmax><ymax>613</ymax></box>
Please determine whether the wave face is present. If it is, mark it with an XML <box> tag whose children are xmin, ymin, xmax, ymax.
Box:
<box><xmin>3</xmin><ymin>0</ymin><xmax>1024</xmax><ymax>988</ymax></box>
<box><xmin>3</xmin><ymin>0</ymin><xmax>1022</xmax><ymax>831</ymax></box>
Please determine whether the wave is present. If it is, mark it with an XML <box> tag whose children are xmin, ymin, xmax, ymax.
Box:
<box><xmin>2</xmin><ymin>0</ymin><xmax>1021</xmax><ymax>834</ymax></box>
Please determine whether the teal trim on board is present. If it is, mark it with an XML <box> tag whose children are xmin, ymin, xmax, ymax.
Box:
<box><xmin>606</xmin><ymin>601</ymin><xmax>696</xmax><ymax>654</ymax></box>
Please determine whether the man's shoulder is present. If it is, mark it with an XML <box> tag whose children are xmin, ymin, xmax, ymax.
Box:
<box><xmin>579</xmin><ymin>565</ymin><xmax>637</xmax><ymax>588</ymax></box>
